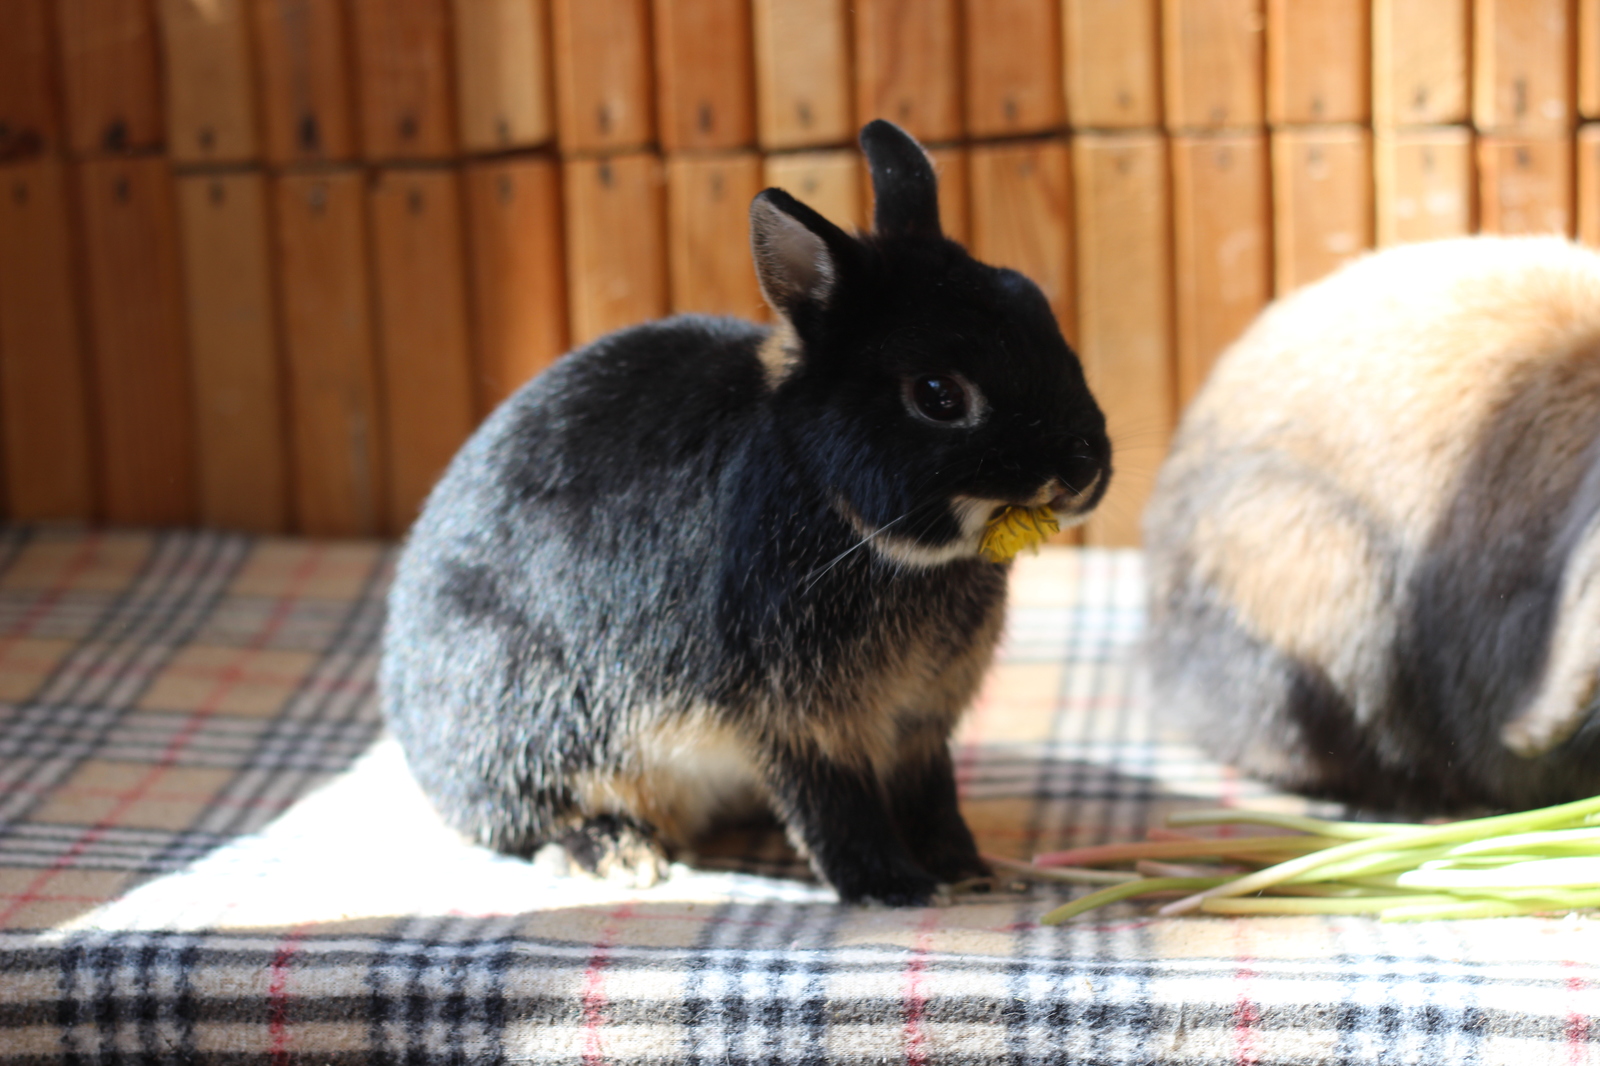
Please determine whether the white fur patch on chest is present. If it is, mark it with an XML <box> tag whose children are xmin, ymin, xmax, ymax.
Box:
<box><xmin>834</xmin><ymin>494</ymin><xmax>1001</xmax><ymax>568</ymax></box>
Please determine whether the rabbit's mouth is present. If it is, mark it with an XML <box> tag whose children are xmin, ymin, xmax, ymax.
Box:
<box><xmin>1040</xmin><ymin>470</ymin><xmax>1106</xmax><ymax>526</ymax></box>
<box><xmin>832</xmin><ymin>479</ymin><xmax>1096</xmax><ymax>570</ymax></box>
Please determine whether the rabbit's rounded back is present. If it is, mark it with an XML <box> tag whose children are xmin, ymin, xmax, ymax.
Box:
<box><xmin>1145</xmin><ymin>236</ymin><xmax>1600</xmax><ymax>813</ymax></box>
<box><xmin>381</xmin><ymin>120</ymin><xmax>1110</xmax><ymax>903</ymax></box>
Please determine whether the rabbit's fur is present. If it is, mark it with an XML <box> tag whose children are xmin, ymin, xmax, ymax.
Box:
<box><xmin>1145</xmin><ymin>236</ymin><xmax>1600</xmax><ymax>814</ymax></box>
<box><xmin>381</xmin><ymin>121</ymin><xmax>1110</xmax><ymax>905</ymax></box>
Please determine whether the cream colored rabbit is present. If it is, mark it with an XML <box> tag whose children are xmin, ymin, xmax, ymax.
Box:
<box><xmin>1144</xmin><ymin>236</ymin><xmax>1600</xmax><ymax>812</ymax></box>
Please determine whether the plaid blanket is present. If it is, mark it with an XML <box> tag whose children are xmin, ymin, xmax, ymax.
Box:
<box><xmin>0</xmin><ymin>526</ymin><xmax>1597</xmax><ymax>1065</ymax></box>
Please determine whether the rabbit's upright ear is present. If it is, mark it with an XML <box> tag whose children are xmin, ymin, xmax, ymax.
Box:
<box><xmin>860</xmin><ymin>119</ymin><xmax>941</xmax><ymax>239</ymax></box>
<box><xmin>750</xmin><ymin>188</ymin><xmax>850</xmax><ymax>319</ymax></box>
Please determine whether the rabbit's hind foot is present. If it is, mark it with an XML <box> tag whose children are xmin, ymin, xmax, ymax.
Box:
<box><xmin>559</xmin><ymin>814</ymin><xmax>670</xmax><ymax>888</ymax></box>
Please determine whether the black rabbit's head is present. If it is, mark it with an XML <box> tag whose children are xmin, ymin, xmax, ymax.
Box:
<box><xmin>750</xmin><ymin>120</ymin><xmax>1111</xmax><ymax>565</ymax></box>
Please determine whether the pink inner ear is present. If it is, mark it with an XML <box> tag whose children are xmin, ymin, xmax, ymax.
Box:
<box><xmin>752</xmin><ymin>201</ymin><xmax>836</xmax><ymax>310</ymax></box>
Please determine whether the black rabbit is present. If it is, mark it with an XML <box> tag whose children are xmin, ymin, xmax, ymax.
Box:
<box><xmin>1145</xmin><ymin>236</ymin><xmax>1600</xmax><ymax>814</ymax></box>
<box><xmin>381</xmin><ymin>120</ymin><xmax>1110</xmax><ymax>904</ymax></box>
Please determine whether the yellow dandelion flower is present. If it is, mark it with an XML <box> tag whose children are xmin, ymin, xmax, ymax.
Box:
<box><xmin>978</xmin><ymin>505</ymin><xmax>1060</xmax><ymax>563</ymax></box>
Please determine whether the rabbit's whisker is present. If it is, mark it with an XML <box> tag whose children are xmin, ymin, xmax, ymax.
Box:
<box><xmin>801</xmin><ymin>507</ymin><xmax>923</xmax><ymax>593</ymax></box>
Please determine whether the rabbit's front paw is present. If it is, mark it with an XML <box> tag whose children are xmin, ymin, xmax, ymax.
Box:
<box><xmin>917</xmin><ymin>847</ymin><xmax>991</xmax><ymax>888</ymax></box>
<box><xmin>830</xmin><ymin>858</ymin><xmax>939</xmax><ymax>907</ymax></box>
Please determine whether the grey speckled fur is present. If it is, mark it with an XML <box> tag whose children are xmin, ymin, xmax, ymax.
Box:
<box><xmin>381</xmin><ymin>121</ymin><xmax>1110</xmax><ymax>904</ymax></box>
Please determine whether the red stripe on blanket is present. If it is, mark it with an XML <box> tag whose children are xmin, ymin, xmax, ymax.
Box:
<box><xmin>0</xmin><ymin>530</ymin><xmax>103</xmax><ymax>643</ymax></box>
<box><xmin>248</xmin><ymin>545</ymin><xmax>328</xmax><ymax>650</ymax></box>
<box><xmin>0</xmin><ymin>672</ymin><xmax>241</xmax><ymax>926</ymax></box>
<box><xmin>902</xmin><ymin>908</ymin><xmax>941</xmax><ymax>1066</ymax></box>
<box><xmin>0</xmin><ymin>545</ymin><xmax>325</xmax><ymax>928</ymax></box>
<box><xmin>268</xmin><ymin>924</ymin><xmax>309</xmax><ymax>1065</ymax></box>
<box><xmin>1231</xmin><ymin>919</ymin><xmax>1260</xmax><ymax>1066</ymax></box>
<box><xmin>1565</xmin><ymin>960</ymin><xmax>1592</xmax><ymax>1066</ymax></box>
<box><xmin>581</xmin><ymin>903</ymin><xmax>636</xmax><ymax>1066</ymax></box>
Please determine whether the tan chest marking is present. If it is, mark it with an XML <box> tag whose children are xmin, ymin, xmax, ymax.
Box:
<box><xmin>570</xmin><ymin>714</ymin><xmax>767</xmax><ymax>847</ymax></box>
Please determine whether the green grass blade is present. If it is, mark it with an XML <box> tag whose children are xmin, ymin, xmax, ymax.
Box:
<box><xmin>1395</xmin><ymin>857</ymin><xmax>1600</xmax><ymax>889</ymax></box>
<box><xmin>1201</xmin><ymin>893</ymin><xmax>1459</xmax><ymax>915</ymax></box>
<box><xmin>1443</xmin><ymin>826</ymin><xmax>1600</xmax><ymax>857</ymax></box>
<box><xmin>1033</xmin><ymin>836</ymin><xmax>1336</xmax><ymax>868</ymax></box>
<box><xmin>1039</xmin><ymin>877</ymin><xmax>1231</xmax><ymax>925</ymax></box>
<box><xmin>1158</xmin><ymin>794</ymin><xmax>1600</xmax><ymax>915</ymax></box>
<box><xmin>1379</xmin><ymin>895</ymin><xmax>1600</xmax><ymax>921</ymax></box>
<box><xmin>984</xmin><ymin>854</ymin><xmax>1141</xmax><ymax>885</ymax></box>
<box><xmin>1166</xmin><ymin>809</ymin><xmax>1420</xmax><ymax>839</ymax></box>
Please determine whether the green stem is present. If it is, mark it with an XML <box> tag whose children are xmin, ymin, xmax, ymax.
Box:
<box><xmin>1159</xmin><ymin>794</ymin><xmax>1600</xmax><ymax>915</ymax></box>
<box><xmin>1444</xmin><ymin>826</ymin><xmax>1600</xmax><ymax>857</ymax></box>
<box><xmin>1201</xmin><ymin>893</ymin><xmax>1459</xmax><ymax>915</ymax></box>
<box><xmin>984</xmin><ymin>854</ymin><xmax>1140</xmax><ymax>885</ymax></box>
<box><xmin>1379</xmin><ymin>895</ymin><xmax>1600</xmax><ymax>922</ymax></box>
<box><xmin>1040</xmin><ymin>877</ymin><xmax>1231</xmax><ymax>925</ymax></box>
<box><xmin>1166</xmin><ymin>809</ymin><xmax>1420</xmax><ymax>839</ymax></box>
<box><xmin>1033</xmin><ymin>836</ymin><xmax>1336</xmax><ymax>868</ymax></box>
<box><xmin>1285</xmin><ymin>845</ymin><xmax>1462</xmax><ymax>883</ymax></box>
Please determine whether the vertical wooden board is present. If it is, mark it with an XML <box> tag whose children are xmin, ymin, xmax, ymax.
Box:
<box><xmin>272</xmin><ymin>171</ymin><xmax>385</xmax><ymax>537</ymax></box>
<box><xmin>57</xmin><ymin>0</ymin><xmax>163</xmax><ymax>154</ymax></box>
<box><xmin>1072</xmin><ymin>134</ymin><xmax>1173</xmax><ymax>548</ymax></box>
<box><xmin>1583</xmin><ymin>0</ymin><xmax>1600</xmax><ymax>119</ymax></box>
<box><xmin>463</xmin><ymin>157</ymin><xmax>569</xmax><ymax>412</ymax></box>
<box><xmin>928</xmin><ymin>145</ymin><xmax>970</xmax><ymax>245</ymax></box>
<box><xmin>853</xmin><ymin>0</ymin><xmax>963</xmax><ymax>142</ymax></box>
<box><xmin>764</xmin><ymin>149</ymin><xmax>865</xmax><ymax>233</ymax></box>
<box><xmin>965</xmin><ymin>0</ymin><xmax>1063</xmax><ymax>137</ymax></box>
<box><xmin>1477</xmin><ymin>136</ymin><xmax>1573</xmax><ymax>235</ymax></box>
<box><xmin>175</xmin><ymin>173</ymin><xmax>288</xmax><ymax>532</ymax></box>
<box><xmin>666</xmin><ymin>152</ymin><xmax>763</xmax><ymax>318</ymax></box>
<box><xmin>653</xmin><ymin>0</ymin><xmax>755</xmax><ymax>151</ymax></box>
<box><xmin>1579</xmin><ymin>125</ymin><xmax>1600</xmax><ymax>245</ymax></box>
<box><xmin>1372</xmin><ymin>0</ymin><xmax>1469</xmax><ymax>126</ymax></box>
<box><xmin>1062</xmin><ymin>0</ymin><xmax>1159</xmax><ymax>129</ymax></box>
<box><xmin>75</xmin><ymin>157</ymin><xmax>196</xmax><ymax>525</ymax></box>
<box><xmin>1265</xmin><ymin>0</ymin><xmax>1369</xmax><ymax>124</ymax></box>
<box><xmin>1270</xmin><ymin>127</ymin><xmax>1372</xmax><ymax>294</ymax></box>
<box><xmin>752</xmin><ymin>0</ymin><xmax>852</xmax><ymax>150</ymax></box>
<box><xmin>967</xmin><ymin>140</ymin><xmax>1075</xmax><ymax>339</ymax></box>
<box><xmin>251</xmin><ymin>0</ymin><xmax>358</xmax><ymax>164</ymax></box>
<box><xmin>0</xmin><ymin>0</ymin><xmax>62</xmax><ymax>159</ymax></box>
<box><xmin>157</xmin><ymin>0</ymin><xmax>259</xmax><ymax>163</ymax></box>
<box><xmin>0</xmin><ymin>159</ymin><xmax>95</xmax><ymax>520</ymax></box>
<box><xmin>550</xmin><ymin>0</ymin><xmax>654</xmax><ymax>153</ymax></box>
<box><xmin>348</xmin><ymin>0</ymin><xmax>457</xmax><ymax>160</ymax></box>
<box><xmin>368</xmin><ymin>168</ymin><xmax>479</xmax><ymax>532</ymax></box>
<box><xmin>1170</xmin><ymin>132</ymin><xmax>1269</xmax><ymax>407</ymax></box>
<box><xmin>1473</xmin><ymin>0</ymin><xmax>1573</xmax><ymax>134</ymax></box>
<box><xmin>563</xmin><ymin>153</ymin><xmax>668</xmax><ymax>346</ymax></box>
<box><xmin>1161</xmin><ymin>0</ymin><xmax>1265</xmax><ymax>130</ymax></box>
<box><xmin>451</xmin><ymin>0</ymin><xmax>554</xmax><ymax>152</ymax></box>
<box><xmin>1374</xmin><ymin>127</ymin><xmax>1473</xmax><ymax>246</ymax></box>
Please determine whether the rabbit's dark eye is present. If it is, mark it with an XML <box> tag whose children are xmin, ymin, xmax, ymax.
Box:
<box><xmin>911</xmin><ymin>376</ymin><xmax>969</xmax><ymax>422</ymax></box>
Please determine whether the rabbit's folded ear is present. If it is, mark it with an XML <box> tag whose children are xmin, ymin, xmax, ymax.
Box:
<box><xmin>860</xmin><ymin>119</ymin><xmax>941</xmax><ymax>238</ymax></box>
<box><xmin>750</xmin><ymin>188</ymin><xmax>850</xmax><ymax>318</ymax></box>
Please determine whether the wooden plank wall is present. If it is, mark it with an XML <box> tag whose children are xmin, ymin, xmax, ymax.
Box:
<box><xmin>0</xmin><ymin>0</ymin><xmax>1595</xmax><ymax>542</ymax></box>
